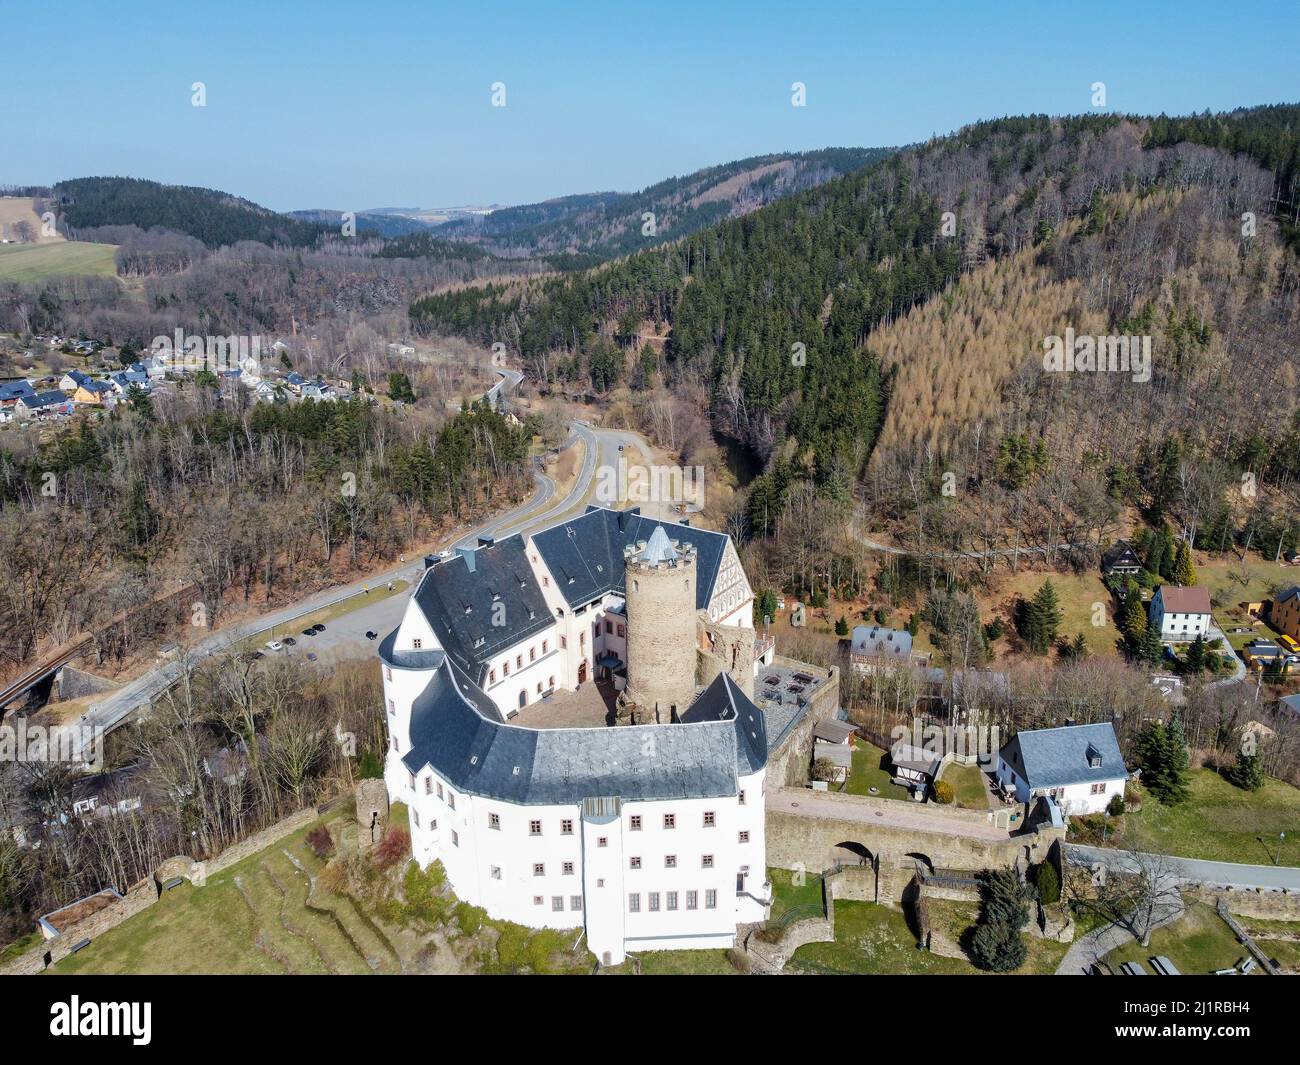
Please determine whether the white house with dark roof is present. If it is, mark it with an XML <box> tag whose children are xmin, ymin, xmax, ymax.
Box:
<box><xmin>1149</xmin><ymin>585</ymin><xmax>1211</xmax><ymax>641</ymax></box>
<box><xmin>381</xmin><ymin>506</ymin><xmax>775</xmax><ymax>965</ymax></box>
<box><xmin>995</xmin><ymin>722</ymin><xmax>1127</xmax><ymax>815</ymax></box>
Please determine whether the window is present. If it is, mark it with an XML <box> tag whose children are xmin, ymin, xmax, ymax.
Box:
<box><xmin>738</xmin><ymin>790</ymin><xmax>746</xmax><ymax>806</ymax></box>
<box><xmin>412</xmin><ymin>638</ymin><xmax>422</xmax><ymax>649</ymax></box>
<box><xmin>702</xmin><ymin>854</ymin><xmax>714</xmax><ymax>868</ymax></box>
<box><xmin>703</xmin><ymin>811</ymin><xmax>715</xmax><ymax>828</ymax></box>
<box><xmin>516</xmin><ymin>655</ymin><xmax>523</xmax><ymax>669</ymax></box>
<box><xmin>629</xmin><ymin>856</ymin><xmax>642</xmax><ymax>870</ymax></box>
<box><xmin>705</xmin><ymin>890</ymin><xmax>717</xmax><ymax>910</ymax></box>
<box><xmin>429</xmin><ymin>819</ymin><xmax>437</xmax><ymax>831</ymax></box>
<box><xmin>552</xmin><ymin>896</ymin><xmax>564</xmax><ymax>912</ymax></box>
<box><xmin>408</xmin><ymin>770</ymin><xmax>415</xmax><ymax>789</ymax></box>
<box><xmin>605</xmin><ymin>620</ymin><xmax>613</xmax><ymax>634</ymax></box>
<box><xmin>451</xmin><ymin>830</ymin><xmax>459</xmax><ymax>847</ymax></box>
<box><xmin>447</xmin><ymin>792</ymin><xmax>456</xmax><ymax>810</ymax></box>
<box><xmin>666</xmin><ymin>891</ymin><xmax>678</xmax><ymax>911</ymax></box>
<box><xmin>529</xmin><ymin>819</ymin><xmax>542</xmax><ymax>835</ymax></box>
<box><xmin>648</xmin><ymin>892</ymin><xmax>661</xmax><ymax>912</ymax></box>
<box><xmin>664</xmin><ymin>855</ymin><xmax>677</xmax><ymax>868</ymax></box>
<box><xmin>561</xmin><ymin>635</ymin><xmax>567</xmax><ymax>649</ymax></box>
<box><xmin>686</xmin><ymin>890</ymin><xmax>698</xmax><ymax>910</ymax></box>
<box><xmin>597</xmin><ymin>837</ymin><xmax>608</xmax><ymax>848</ymax></box>
<box><xmin>437</xmin><ymin>783</ymin><xmax>444</xmax><ymax>800</ymax></box>
<box><xmin>490</xmin><ymin>866</ymin><xmax>501</xmax><ymax>880</ymax></box>
<box><xmin>534</xmin><ymin>896</ymin><xmax>544</xmax><ymax>906</ymax></box>
<box><xmin>571</xmin><ymin>896</ymin><xmax>583</xmax><ymax>911</ymax></box>
<box><xmin>529</xmin><ymin>647</ymin><xmax>536</xmax><ymax>662</ymax></box>
<box><xmin>563</xmin><ymin>861</ymin><xmax>575</xmax><ymax>876</ymax></box>
<box><xmin>738</xmin><ymin>831</ymin><xmax>750</xmax><ymax>844</ymax></box>
<box><xmin>412</xmin><ymin>809</ymin><xmax>420</xmax><ymax>828</ymax></box>
<box><xmin>543</xmin><ymin>576</ymin><xmax>549</xmax><ymax>586</ymax></box>
<box><xmin>490</xmin><ymin>668</ymin><xmax>496</xmax><ymax>684</ymax></box>
<box><xmin>630</xmin><ymin>815</ymin><xmax>642</xmax><ymax>831</ymax></box>
<box><xmin>542</xmin><ymin>640</ymin><xmax>548</xmax><ymax>654</ymax></box>
<box><xmin>502</xmin><ymin>660</ymin><xmax>509</xmax><ymax>676</ymax></box>
<box><xmin>424</xmin><ymin>776</ymin><xmax>433</xmax><ymax>795</ymax></box>
<box><xmin>489</xmin><ymin>812</ymin><xmax>500</xmax><ymax>830</ymax></box>
<box><xmin>617</xmin><ymin>624</ymin><xmax>625</xmax><ymax>638</ymax></box>
<box><xmin>1090</xmin><ymin>782</ymin><xmax>1107</xmax><ymax>795</ymax></box>
<box><xmin>537</xmin><ymin>682</ymin><xmax>543</xmax><ymax>694</ymax></box>
<box><xmin>663</xmin><ymin>813</ymin><xmax>676</xmax><ymax>829</ymax></box>
<box><xmin>387</xmin><ymin>698</ymin><xmax>395</xmax><ymax>716</ymax></box>
<box><xmin>384</xmin><ymin>666</ymin><xmax>392</xmax><ymax>682</ymax></box>
<box><xmin>628</xmin><ymin>893</ymin><xmax>640</xmax><ymax>913</ymax></box>
<box><xmin>391</xmin><ymin>735</ymin><xmax>398</xmax><ymax>752</ymax></box>
<box><xmin>549</xmin><ymin>676</ymin><xmax>555</xmax><ymax>688</ymax></box>
<box><xmin>561</xmin><ymin>819</ymin><xmax>574</xmax><ymax>835</ymax></box>
<box><xmin>533</xmin><ymin>863</ymin><xmax>545</xmax><ymax>877</ymax></box>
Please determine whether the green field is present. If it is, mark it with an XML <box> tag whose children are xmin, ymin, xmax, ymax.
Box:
<box><xmin>992</xmin><ymin>569</ymin><xmax>1120</xmax><ymax>656</ymax></box>
<box><xmin>0</xmin><ymin>241</ymin><xmax>118</xmax><ymax>282</ymax></box>
<box><xmin>940</xmin><ymin>761</ymin><xmax>990</xmax><ymax>810</ymax></box>
<box><xmin>843</xmin><ymin>741</ymin><xmax>913</xmax><ymax>800</ymax></box>
<box><xmin>1103</xmin><ymin>901</ymin><xmax>1252</xmax><ymax>975</ymax></box>
<box><xmin>1120</xmin><ymin>769</ymin><xmax>1300</xmax><ymax>866</ymax></box>
<box><xmin>788</xmin><ymin>899</ymin><xmax>1070</xmax><ymax>975</ymax></box>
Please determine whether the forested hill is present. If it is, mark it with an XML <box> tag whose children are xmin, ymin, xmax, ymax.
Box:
<box><xmin>56</xmin><ymin>177</ymin><xmax>329</xmax><ymax>248</ymax></box>
<box><xmin>428</xmin><ymin>147</ymin><xmax>893</xmax><ymax>261</ymax></box>
<box><xmin>410</xmin><ymin>105</ymin><xmax>1300</xmax><ymax>531</ymax></box>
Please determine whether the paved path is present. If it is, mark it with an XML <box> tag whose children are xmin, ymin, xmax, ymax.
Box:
<box><xmin>1054</xmin><ymin>888</ymin><xmax>1185</xmax><ymax>975</ymax></box>
<box><xmin>1065</xmin><ymin>843</ymin><xmax>1300</xmax><ymax>890</ymax></box>
<box><xmin>766</xmin><ymin>788</ymin><xmax>1013</xmax><ymax>842</ymax></box>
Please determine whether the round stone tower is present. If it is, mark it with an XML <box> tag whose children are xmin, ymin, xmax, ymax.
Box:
<box><xmin>620</xmin><ymin>526</ymin><xmax>697</xmax><ymax>723</ymax></box>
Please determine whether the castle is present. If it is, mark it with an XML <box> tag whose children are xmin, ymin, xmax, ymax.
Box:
<box><xmin>380</xmin><ymin>505</ymin><xmax>809</xmax><ymax>965</ymax></box>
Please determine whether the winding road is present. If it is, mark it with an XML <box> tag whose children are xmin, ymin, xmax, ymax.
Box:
<box><xmin>75</xmin><ymin>371</ymin><xmax>644</xmax><ymax>738</ymax></box>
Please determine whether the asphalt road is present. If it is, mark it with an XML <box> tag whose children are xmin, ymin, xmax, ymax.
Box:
<box><xmin>1065</xmin><ymin>843</ymin><xmax>1300</xmax><ymax>891</ymax></box>
<box><xmin>80</xmin><ymin>407</ymin><xmax>644</xmax><ymax>735</ymax></box>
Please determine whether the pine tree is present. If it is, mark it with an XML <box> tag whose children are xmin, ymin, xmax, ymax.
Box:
<box><xmin>1024</xmin><ymin>579</ymin><xmax>1062</xmax><ymax>654</ymax></box>
<box><xmin>1185</xmin><ymin>633</ymin><xmax>1207</xmax><ymax>672</ymax></box>
<box><xmin>1173</xmin><ymin>539</ymin><xmax>1196</xmax><ymax>585</ymax></box>
<box><xmin>1120</xmin><ymin>589</ymin><xmax>1147</xmax><ymax>643</ymax></box>
<box><xmin>1138</xmin><ymin>621</ymin><xmax>1164</xmax><ymax>664</ymax></box>
<box><xmin>1163</xmin><ymin>709</ymin><xmax>1191</xmax><ymax>803</ymax></box>
<box><xmin>1225</xmin><ymin>751</ymin><xmax>1264</xmax><ymax>791</ymax></box>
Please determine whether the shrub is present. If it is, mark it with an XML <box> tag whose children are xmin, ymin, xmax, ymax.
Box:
<box><xmin>970</xmin><ymin>868</ymin><xmax>1032</xmax><ymax>972</ymax></box>
<box><xmin>306</xmin><ymin>824</ymin><xmax>335</xmax><ymax>859</ymax></box>
<box><xmin>372</xmin><ymin>827</ymin><xmax>411</xmax><ymax>870</ymax></box>
<box><xmin>1034</xmin><ymin>861</ymin><xmax>1061</xmax><ymax>905</ymax></box>
<box><xmin>1107</xmin><ymin>793</ymin><xmax>1126</xmax><ymax>817</ymax></box>
<box><xmin>454</xmin><ymin>901</ymin><xmax>486</xmax><ymax>935</ymax></box>
<box><xmin>933</xmin><ymin>779</ymin><xmax>954</xmax><ymax>804</ymax></box>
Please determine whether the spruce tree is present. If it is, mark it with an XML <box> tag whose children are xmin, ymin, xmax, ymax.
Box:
<box><xmin>1138</xmin><ymin>620</ymin><xmax>1164</xmax><ymax>664</ymax></box>
<box><xmin>1173</xmin><ymin>539</ymin><xmax>1196</xmax><ymax>585</ymax></box>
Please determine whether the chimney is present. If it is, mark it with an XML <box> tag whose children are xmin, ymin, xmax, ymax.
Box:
<box><xmin>456</xmin><ymin>546</ymin><xmax>477</xmax><ymax>573</ymax></box>
<box><xmin>477</xmin><ymin>536</ymin><xmax>495</xmax><ymax>549</ymax></box>
<box><xmin>423</xmin><ymin>554</ymin><xmax>439</xmax><ymax>570</ymax></box>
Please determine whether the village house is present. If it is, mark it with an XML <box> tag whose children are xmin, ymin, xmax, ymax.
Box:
<box><xmin>1270</xmin><ymin>586</ymin><xmax>1300</xmax><ymax>644</ymax></box>
<box><xmin>995</xmin><ymin>722</ymin><xmax>1128</xmax><ymax>816</ymax></box>
<box><xmin>1148</xmin><ymin>584</ymin><xmax>1212</xmax><ymax>642</ymax></box>
<box><xmin>16</xmin><ymin>390</ymin><xmax>72</xmax><ymax>420</ymax></box>
<box><xmin>1100</xmin><ymin>539</ymin><xmax>1143</xmax><ymax>578</ymax></box>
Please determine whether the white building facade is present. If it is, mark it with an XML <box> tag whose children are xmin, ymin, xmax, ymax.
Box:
<box><xmin>381</xmin><ymin>507</ymin><xmax>771</xmax><ymax>965</ymax></box>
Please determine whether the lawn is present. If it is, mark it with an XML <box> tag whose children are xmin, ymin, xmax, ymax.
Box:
<box><xmin>51</xmin><ymin>808</ymin><xmax>387</xmax><ymax>975</ymax></box>
<box><xmin>1121</xmin><ymin>769</ymin><xmax>1300</xmax><ymax>867</ymax></box>
<box><xmin>843</xmin><ymin>741</ymin><xmax>913</xmax><ymax>801</ymax></box>
<box><xmin>0</xmin><ymin>241</ymin><xmax>118</xmax><ymax>282</ymax></box>
<box><xmin>1199</xmin><ymin>556</ymin><xmax>1294</xmax><ymax>621</ymax></box>
<box><xmin>940</xmin><ymin>761</ymin><xmax>989</xmax><ymax>810</ymax></box>
<box><xmin>990</xmin><ymin>569</ymin><xmax>1121</xmax><ymax>657</ymax></box>
<box><xmin>768</xmin><ymin>867</ymin><xmax>825</xmax><ymax>921</ymax></box>
<box><xmin>788</xmin><ymin>899</ymin><xmax>1069</xmax><ymax>975</ymax></box>
<box><xmin>1103</xmin><ymin>901</ymin><xmax>1250</xmax><ymax>975</ymax></box>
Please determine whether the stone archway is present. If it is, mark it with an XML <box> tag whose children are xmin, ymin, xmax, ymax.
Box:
<box><xmin>831</xmin><ymin>841</ymin><xmax>879</xmax><ymax>904</ymax></box>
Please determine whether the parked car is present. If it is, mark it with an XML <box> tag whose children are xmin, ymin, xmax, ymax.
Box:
<box><xmin>365</xmin><ymin>631</ymin><xmax>378</xmax><ymax>640</ymax></box>
<box><xmin>264</xmin><ymin>640</ymin><xmax>283</xmax><ymax>652</ymax></box>
<box><xmin>282</xmin><ymin>637</ymin><xmax>297</xmax><ymax>647</ymax></box>
<box><xmin>302</xmin><ymin>628</ymin><xmax>316</xmax><ymax>637</ymax></box>
<box><xmin>312</xmin><ymin>623</ymin><xmax>326</xmax><ymax>633</ymax></box>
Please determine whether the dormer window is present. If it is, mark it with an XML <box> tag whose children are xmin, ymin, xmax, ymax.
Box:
<box><xmin>1086</xmin><ymin>743</ymin><xmax>1103</xmax><ymax>769</ymax></box>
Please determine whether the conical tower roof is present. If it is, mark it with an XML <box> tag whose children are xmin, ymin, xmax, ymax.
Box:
<box><xmin>639</xmin><ymin>525</ymin><xmax>678</xmax><ymax>565</ymax></box>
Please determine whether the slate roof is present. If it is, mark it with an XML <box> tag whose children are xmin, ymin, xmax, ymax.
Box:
<box><xmin>1277</xmin><ymin>586</ymin><xmax>1300</xmax><ymax>605</ymax></box>
<box><xmin>850</xmin><ymin>625</ymin><xmax>913</xmax><ymax>658</ymax></box>
<box><xmin>20</xmin><ymin>390</ymin><xmax>69</xmax><ymax>409</ymax></box>
<box><xmin>411</xmin><ymin>534</ymin><xmax>553</xmax><ymax>685</ymax></box>
<box><xmin>398</xmin><ymin>655</ymin><xmax>766</xmax><ymax>804</ymax></box>
<box><xmin>998</xmin><ymin>722</ymin><xmax>1126</xmax><ymax>790</ymax></box>
<box><xmin>0</xmin><ymin>379</ymin><xmax>35</xmax><ymax>401</ymax></box>
<box><xmin>1101</xmin><ymin>540</ymin><xmax>1143</xmax><ymax>572</ymax></box>
<box><xmin>530</xmin><ymin>506</ymin><xmax>729</xmax><ymax>611</ymax></box>
<box><xmin>813</xmin><ymin>718</ymin><xmax>856</xmax><ymax>744</ymax></box>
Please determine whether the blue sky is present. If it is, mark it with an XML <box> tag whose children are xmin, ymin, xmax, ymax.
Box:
<box><xmin>2</xmin><ymin>0</ymin><xmax>1295</xmax><ymax>211</ymax></box>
